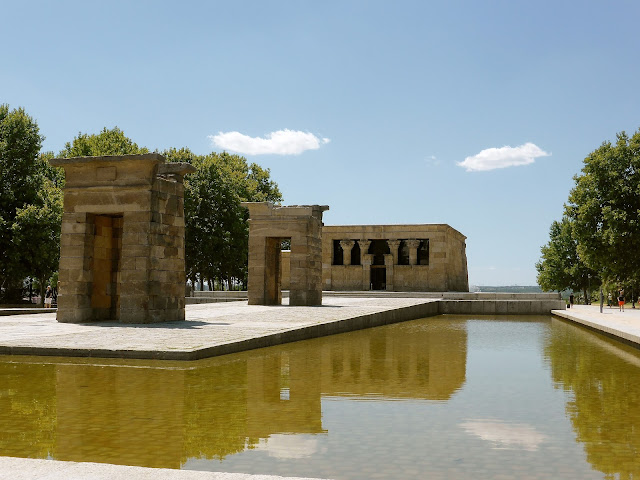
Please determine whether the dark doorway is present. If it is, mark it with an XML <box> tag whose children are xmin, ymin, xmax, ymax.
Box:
<box><xmin>332</xmin><ymin>240</ymin><xmax>343</xmax><ymax>265</ymax></box>
<box><xmin>369</xmin><ymin>240</ymin><xmax>390</xmax><ymax>266</ymax></box>
<box><xmin>90</xmin><ymin>214</ymin><xmax>122</xmax><ymax>320</ymax></box>
<box><xmin>265</xmin><ymin>237</ymin><xmax>283</xmax><ymax>305</ymax></box>
<box><xmin>370</xmin><ymin>266</ymin><xmax>386</xmax><ymax>290</ymax></box>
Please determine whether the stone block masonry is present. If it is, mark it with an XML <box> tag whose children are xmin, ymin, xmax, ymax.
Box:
<box><xmin>242</xmin><ymin>202</ymin><xmax>329</xmax><ymax>306</ymax></box>
<box><xmin>50</xmin><ymin>154</ymin><xmax>195</xmax><ymax>323</ymax></box>
<box><xmin>287</xmin><ymin>224</ymin><xmax>469</xmax><ymax>292</ymax></box>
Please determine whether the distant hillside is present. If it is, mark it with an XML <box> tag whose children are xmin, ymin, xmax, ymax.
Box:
<box><xmin>471</xmin><ymin>285</ymin><xmax>544</xmax><ymax>294</ymax></box>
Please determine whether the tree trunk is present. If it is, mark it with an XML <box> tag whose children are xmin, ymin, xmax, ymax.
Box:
<box><xmin>39</xmin><ymin>275</ymin><xmax>46</xmax><ymax>308</ymax></box>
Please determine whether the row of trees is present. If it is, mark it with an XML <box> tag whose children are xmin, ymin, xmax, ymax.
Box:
<box><xmin>0</xmin><ymin>104</ymin><xmax>282</xmax><ymax>303</ymax></box>
<box><xmin>0</xmin><ymin>105</ymin><xmax>62</xmax><ymax>304</ymax></box>
<box><xmin>536</xmin><ymin>129</ymin><xmax>640</xmax><ymax>302</ymax></box>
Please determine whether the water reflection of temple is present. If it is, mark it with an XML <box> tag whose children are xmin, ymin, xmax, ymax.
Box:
<box><xmin>545</xmin><ymin>319</ymin><xmax>640</xmax><ymax>479</ymax></box>
<box><xmin>0</xmin><ymin>319</ymin><xmax>467</xmax><ymax>469</ymax></box>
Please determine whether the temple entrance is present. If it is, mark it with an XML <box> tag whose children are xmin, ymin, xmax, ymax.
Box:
<box><xmin>264</xmin><ymin>237</ymin><xmax>286</xmax><ymax>305</ymax></box>
<box><xmin>243</xmin><ymin>203</ymin><xmax>329</xmax><ymax>306</ymax></box>
<box><xmin>369</xmin><ymin>239</ymin><xmax>390</xmax><ymax>265</ymax></box>
<box><xmin>370</xmin><ymin>266</ymin><xmax>386</xmax><ymax>290</ymax></box>
<box><xmin>90</xmin><ymin>214</ymin><xmax>123</xmax><ymax>320</ymax></box>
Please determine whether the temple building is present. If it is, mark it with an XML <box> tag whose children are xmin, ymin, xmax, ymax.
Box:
<box><xmin>282</xmin><ymin>224</ymin><xmax>468</xmax><ymax>292</ymax></box>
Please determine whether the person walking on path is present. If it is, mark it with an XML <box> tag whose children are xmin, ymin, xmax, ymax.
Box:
<box><xmin>569</xmin><ymin>293</ymin><xmax>574</xmax><ymax>308</ymax></box>
<box><xmin>44</xmin><ymin>286</ymin><xmax>53</xmax><ymax>309</ymax></box>
<box><xmin>608</xmin><ymin>292</ymin><xmax>613</xmax><ymax>308</ymax></box>
<box><xmin>618</xmin><ymin>289</ymin><xmax>625</xmax><ymax>312</ymax></box>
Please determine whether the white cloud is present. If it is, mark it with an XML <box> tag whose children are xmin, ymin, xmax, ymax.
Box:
<box><xmin>425</xmin><ymin>155</ymin><xmax>440</xmax><ymax>166</ymax></box>
<box><xmin>458</xmin><ymin>143</ymin><xmax>550</xmax><ymax>172</ymax></box>
<box><xmin>256</xmin><ymin>434</ymin><xmax>322</xmax><ymax>459</ymax></box>
<box><xmin>209</xmin><ymin>129</ymin><xmax>330</xmax><ymax>155</ymax></box>
<box><xmin>460</xmin><ymin>419</ymin><xmax>547</xmax><ymax>451</ymax></box>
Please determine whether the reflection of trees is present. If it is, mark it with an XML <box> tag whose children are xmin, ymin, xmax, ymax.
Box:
<box><xmin>544</xmin><ymin>319</ymin><xmax>640</xmax><ymax>479</ymax></box>
<box><xmin>0</xmin><ymin>317</ymin><xmax>467</xmax><ymax>467</ymax></box>
<box><xmin>0</xmin><ymin>362</ymin><xmax>56</xmax><ymax>458</ymax></box>
<box><xmin>183</xmin><ymin>359</ymin><xmax>250</xmax><ymax>461</ymax></box>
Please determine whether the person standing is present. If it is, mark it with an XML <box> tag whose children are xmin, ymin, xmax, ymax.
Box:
<box><xmin>569</xmin><ymin>293</ymin><xmax>574</xmax><ymax>308</ymax></box>
<box><xmin>608</xmin><ymin>292</ymin><xmax>613</xmax><ymax>308</ymax></box>
<box><xmin>44</xmin><ymin>286</ymin><xmax>53</xmax><ymax>308</ymax></box>
<box><xmin>618</xmin><ymin>289</ymin><xmax>625</xmax><ymax>312</ymax></box>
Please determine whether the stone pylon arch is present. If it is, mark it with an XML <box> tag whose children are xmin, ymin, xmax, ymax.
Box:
<box><xmin>242</xmin><ymin>202</ymin><xmax>329</xmax><ymax>306</ymax></box>
<box><xmin>50</xmin><ymin>154</ymin><xmax>195</xmax><ymax>323</ymax></box>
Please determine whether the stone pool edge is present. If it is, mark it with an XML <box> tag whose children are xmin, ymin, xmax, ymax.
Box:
<box><xmin>0</xmin><ymin>297</ymin><xmax>565</xmax><ymax>362</ymax></box>
<box><xmin>0</xmin><ymin>456</ymin><xmax>330</xmax><ymax>480</ymax></box>
<box><xmin>551</xmin><ymin>308</ymin><xmax>640</xmax><ymax>348</ymax></box>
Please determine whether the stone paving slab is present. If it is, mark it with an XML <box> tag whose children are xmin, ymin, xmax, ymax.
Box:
<box><xmin>0</xmin><ymin>457</ymin><xmax>329</xmax><ymax>480</ymax></box>
<box><xmin>552</xmin><ymin>303</ymin><xmax>640</xmax><ymax>347</ymax></box>
<box><xmin>0</xmin><ymin>297</ymin><xmax>438</xmax><ymax>360</ymax></box>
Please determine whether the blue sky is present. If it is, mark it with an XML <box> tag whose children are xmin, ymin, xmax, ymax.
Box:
<box><xmin>4</xmin><ymin>0</ymin><xmax>640</xmax><ymax>285</ymax></box>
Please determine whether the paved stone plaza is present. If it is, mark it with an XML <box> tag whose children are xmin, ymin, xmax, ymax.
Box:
<box><xmin>0</xmin><ymin>457</ymin><xmax>329</xmax><ymax>480</ymax></box>
<box><xmin>552</xmin><ymin>303</ymin><xmax>640</xmax><ymax>346</ymax></box>
<box><xmin>0</xmin><ymin>297</ymin><xmax>439</xmax><ymax>360</ymax></box>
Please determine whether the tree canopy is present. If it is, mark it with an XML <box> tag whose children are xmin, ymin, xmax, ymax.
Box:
<box><xmin>1</xmin><ymin>120</ymin><xmax>282</xmax><ymax>299</ymax></box>
<box><xmin>536</xmin><ymin>216</ymin><xmax>599</xmax><ymax>299</ymax></box>
<box><xmin>566</xmin><ymin>129</ymin><xmax>640</xmax><ymax>286</ymax></box>
<box><xmin>538</xmin><ymin>128</ymin><xmax>640</xmax><ymax>299</ymax></box>
<box><xmin>163</xmin><ymin>148</ymin><xmax>282</xmax><ymax>289</ymax></box>
<box><xmin>60</xmin><ymin>127</ymin><xmax>149</xmax><ymax>157</ymax></box>
<box><xmin>0</xmin><ymin>105</ymin><xmax>50</xmax><ymax>302</ymax></box>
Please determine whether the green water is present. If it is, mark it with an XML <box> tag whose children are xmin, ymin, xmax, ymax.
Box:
<box><xmin>1</xmin><ymin>315</ymin><xmax>640</xmax><ymax>479</ymax></box>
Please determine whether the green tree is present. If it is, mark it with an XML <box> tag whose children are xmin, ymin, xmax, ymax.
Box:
<box><xmin>0</xmin><ymin>105</ymin><xmax>45</xmax><ymax>302</ymax></box>
<box><xmin>12</xmin><ymin>178</ymin><xmax>63</xmax><ymax>306</ymax></box>
<box><xmin>536</xmin><ymin>216</ymin><xmax>599</xmax><ymax>301</ymax></box>
<box><xmin>164</xmin><ymin>148</ymin><xmax>282</xmax><ymax>289</ymax></box>
<box><xmin>566</xmin><ymin>129</ymin><xmax>640</xmax><ymax>288</ymax></box>
<box><xmin>60</xmin><ymin>126</ymin><xmax>148</xmax><ymax>157</ymax></box>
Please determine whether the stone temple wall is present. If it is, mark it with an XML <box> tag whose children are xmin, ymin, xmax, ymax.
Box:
<box><xmin>280</xmin><ymin>224</ymin><xmax>469</xmax><ymax>292</ymax></box>
<box><xmin>51</xmin><ymin>154</ymin><xmax>194</xmax><ymax>323</ymax></box>
<box><xmin>321</xmin><ymin>225</ymin><xmax>468</xmax><ymax>292</ymax></box>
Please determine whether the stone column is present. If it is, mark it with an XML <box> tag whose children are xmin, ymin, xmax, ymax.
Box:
<box><xmin>406</xmin><ymin>239</ymin><xmax>421</xmax><ymax>266</ymax></box>
<box><xmin>358</xmin><ymin>240</ymin><xmax>372</xmax><ymax>290</ymax></box>
<box><xmin>384</xmin><ymin>254</ymin><xmax>395</xmax><ymax>291</ymax></box>
<box><xmin>357</xmin><ymin>240</ymin><xmax>371</xmax><ymax>265</ymax></box>
<box><xmin>339</xmin><ymin>240</ymin><xmax>355</xmax><ymax>266</ymax></box>
<box><xmin>387</xmin><ymin>240</ymin><xmax>401</xmax><ymax>265</ymax></box>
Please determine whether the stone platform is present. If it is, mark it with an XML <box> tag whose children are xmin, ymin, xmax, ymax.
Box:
<box><xmin>0</xmin><ymin>297</ymin><xmax>440</xmax><ymax>360</ymax></box>
<box><xmin>1</xmin><ymin>456</ymin><xmax>328</xmax><ymax>480</ymax></box>
<box><xmin>552</xmin><ymin>303</ymin><xmax>640</xmax><ymax>347</ymax></box>
<box><xmin>0</xmin><ymin>295</ymin><xmax>565</xmax><ymax>361</ymax></box>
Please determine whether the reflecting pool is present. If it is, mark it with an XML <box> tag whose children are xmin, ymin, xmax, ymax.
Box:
<box><xmin>1</xmin><ymin>315</ymin><xmax>640</xmax><ymax>479</ymax></box>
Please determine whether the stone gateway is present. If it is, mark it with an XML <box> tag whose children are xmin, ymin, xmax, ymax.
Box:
<box><xmin>242</xmin><ymin>202</ymin><xmax>329</xmax><ymax>306</ymax></box>
<box><xmin>50</xmin><ymin>154</ymin><xmax>195</xmax><ymax>323</ymax></box>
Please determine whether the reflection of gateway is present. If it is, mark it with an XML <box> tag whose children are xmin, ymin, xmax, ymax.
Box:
<box><xmin>282</xmin><ymin>225</ymin><xmax>468</xmax><ymax>292</ymax></box>
<box><xmin>0</xmin><ymin>319</ymin><xmax>467</xmax><ymax>467</ymax></box>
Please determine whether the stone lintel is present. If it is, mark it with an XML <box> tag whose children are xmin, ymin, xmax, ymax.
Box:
<box><xmin>49</xmin><ymin>153</ymin><xmax>166</xmax><ymax>167</ymax></box>
<box><xmin>242</xmin><ymin>202</ymin><xmax>329</xmax><ymax>221</ymax></box>
<box><xmin>157</xmin><ymin>162</ymin><xmax>197</xmax><ymax>177</ymax></box>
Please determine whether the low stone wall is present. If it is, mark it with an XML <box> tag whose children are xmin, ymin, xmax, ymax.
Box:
<box><xmin>438</xmin><ymin>299</ymin><xmax>565</xmax><ymax>315</ymax></box>
<box><xmin>186</xmin><ymin>297</ymin><xmax>245</xmax><ymax>304</ymax></box>
<box><xmin>187</xmin><ymin>291</ymin><xmax>565</xmax><ymax>313</ymax></box>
